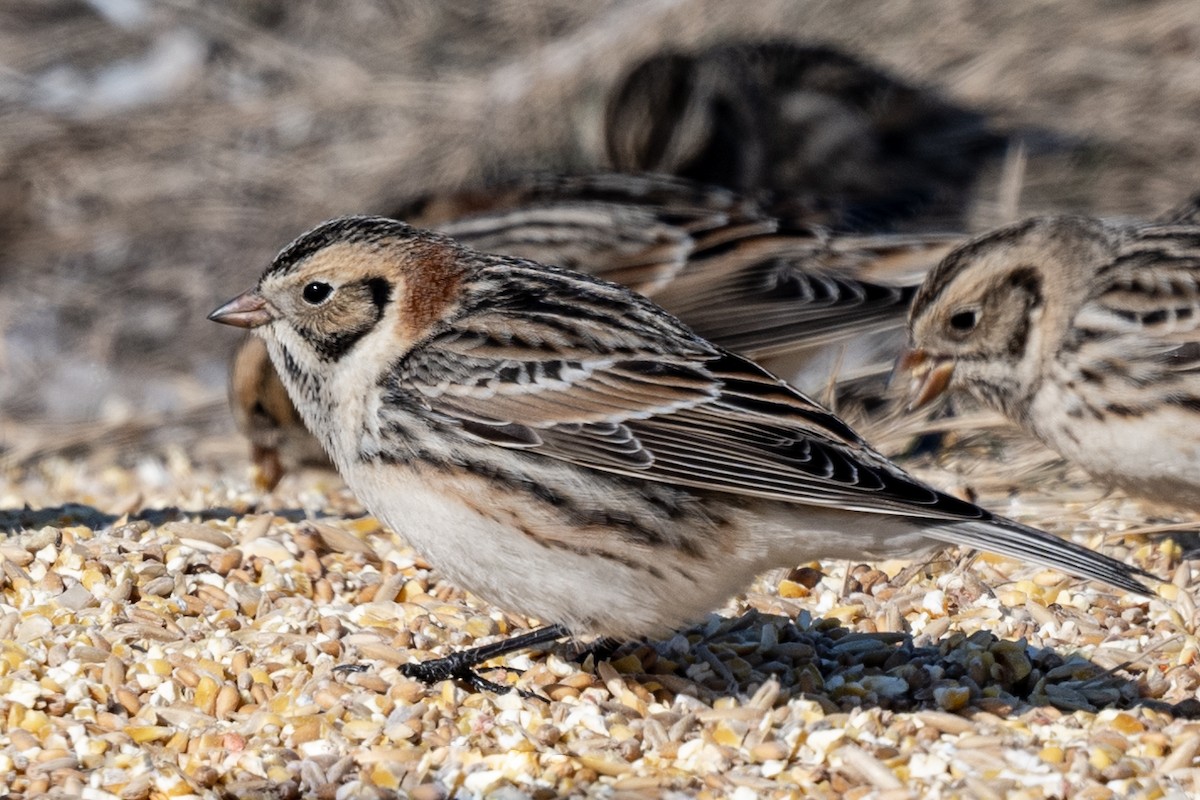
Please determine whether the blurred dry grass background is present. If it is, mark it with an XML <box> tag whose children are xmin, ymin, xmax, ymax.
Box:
<box><xmin>1</xmin><ymin>0</ymin><xmax>1199</xmax><ymax>458</ymax></box>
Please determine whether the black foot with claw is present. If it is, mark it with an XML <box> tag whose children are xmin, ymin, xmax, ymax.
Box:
<box><xmin>573</xmin><ymin>636</ymin><xmax>622</xmax><ymax>665</ymax></box>
<box><xmin>400</xmin><ymin>624</ymin><xmax>571</xmax><ymax>697</ymax></box>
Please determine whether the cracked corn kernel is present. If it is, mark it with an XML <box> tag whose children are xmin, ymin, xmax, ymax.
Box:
<box><xmin>1040</xmin><ymin>746</ymin><xmax>1065</xmax><ymax>764</ymax></box>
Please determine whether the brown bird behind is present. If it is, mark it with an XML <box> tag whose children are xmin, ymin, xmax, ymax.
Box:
<box><xmin>228</xmin><ymin>335</ymin><xmax>331</xmax><ymax>489</ymax></box>
<box><xmin>605</xmin><ymin>42</ymin><xmax>1006</xmax><ymax>229</ymax></box>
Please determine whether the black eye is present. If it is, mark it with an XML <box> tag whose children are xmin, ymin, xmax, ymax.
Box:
<box><xmin>302</xmin><ymin>281</ymin><xmax>333</xmax><ymax>305</ymax></box>
<box><xmin>949</xmin><ymin>308</ymin><xmax>978</xmax><ymax>333</ymax></box>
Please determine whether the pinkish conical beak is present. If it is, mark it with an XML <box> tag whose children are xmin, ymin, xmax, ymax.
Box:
<box><xmin>209</xmin><ymin>290</ymin><xmax>276</xmax><ymax>329</ymax></box>
<box><xmin>897</xmin><ymin>349</ymin><xmax>956</xmax><ymax>410</ymax></box>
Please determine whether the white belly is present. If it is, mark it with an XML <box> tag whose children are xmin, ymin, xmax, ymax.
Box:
<box><xmin>340</xmin><ymin>460</ymin><xmax>768</xmax><ymax>638</ymax></box>
<box><xmin>1032</xmin><ymin>383</ymin><xmax>1200</xmax><ymax>508</ymax></box>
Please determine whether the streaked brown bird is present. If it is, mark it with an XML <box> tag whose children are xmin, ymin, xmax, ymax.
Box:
<box><xmin>605</xmin><ymin>42</ymin><xmax>1005</xmax><ymax>229</ymax></box>
<box><xmin>906</xmin><ymin>211</ymin><xmax>1200</xmax><ymax>510</ymax></box>
<box><xmin>232</xmin><ymin>174</ymin><xmax>958</xmax><ymax>488</ymax></box>
<box><xmin>210</xmin><ymin>215</ymin><xmax>1151</xmax><ymax>689</ymax></box>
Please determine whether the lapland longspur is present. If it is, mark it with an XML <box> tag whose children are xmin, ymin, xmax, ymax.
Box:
<box><xmin>906</xmin><ymin>214</ymin><xmax>1200</xmax><ymax>510</ymax></box>
<box><xmin>231</xmin><ymin>174</ymin><xmax>957</xmax><ymax>487</ymax></box>
<box><xmin>211</xmin><ymin>215</ymin><xmax>1151</xmax><ymax>657</ymax></box>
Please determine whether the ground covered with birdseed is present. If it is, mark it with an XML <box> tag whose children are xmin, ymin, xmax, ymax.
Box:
<box><xmin>4</xmin><ymin>1</ymin><xmax>1200</xmax><ymax>798</ymax></box>
<box><xmin>0</xmin><ymin>424</ymin><xmax>1197</xmax><ymax>799</ymax></box>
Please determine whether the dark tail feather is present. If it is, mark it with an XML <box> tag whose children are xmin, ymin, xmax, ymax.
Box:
<box><xmin>928</xmin><ymin>517</ymin><xmax>1156</xmax><ymax>596</ymax></box>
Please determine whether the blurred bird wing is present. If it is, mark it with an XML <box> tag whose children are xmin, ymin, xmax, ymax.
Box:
<box><xmin>657</xmin><ymin>255</ymin><xmax>915</xmax><ymax>357</ymax></box>
<box><xmin>409</xmin><ymin>171</ymin><xmax>958</xmax><ymax>363</ymax></box>
<box><xmin>1066</xmin><ymin>230</ymin><xmax>1200</xmax><ymax>399</ymax></box>
<box><xmin>439</xmin><ymin>203</ymin><xmax>697</xmax><ymax>295</ymax></box>
<box><xmin>440</xmin><ymin>199</ymin><xmax>777</xmax><ymax>297</ymax></box>
<box><xmin>432</xmin><ymin>171</ymin><xmax>778</xmax><ymax>297</ymax></box>
<box><xmin>653</xmin><ymin>232</ymin><xmax>956</xmax><ymax>358</ymax></box>
<box><xmin>1080</xmin><ymin>229</ymin><xmax>1200</xmax><ymax>347</ymax></box>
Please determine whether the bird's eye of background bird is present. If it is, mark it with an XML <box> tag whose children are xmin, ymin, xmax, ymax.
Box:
<box><xmin>302</xmin><ymin>281</ymin><xmax>333</xmax><ymax>305</ymax></box>
<box><xmin>948</xmin><ymin>308</ymin><xmax>979</xmax><ymax>333</ymax></box>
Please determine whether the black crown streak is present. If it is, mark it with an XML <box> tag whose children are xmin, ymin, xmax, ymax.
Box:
<box><xmin>910</xmin><ymin>217</ymin><xmax>1046</xmax><ymax>321</ymax></box>
<box><xmin>266</xmin><ymin>216</ymin><xmax>419</xmax><ymax>279</ymax></box>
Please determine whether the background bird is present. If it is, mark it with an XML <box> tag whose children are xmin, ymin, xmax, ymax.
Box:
<box><xmin>228</xmin><ymin>335</ymin><xmax>332</xmax><ymax>490</ymax></box>
<box><xmin>905</xmin><ymin>213</ymin><xmax>1200</xmax><ymax>510</ymax></box>
<box><xmin>605</xmin><ymin>41</ymin><xmax>1006</xmax><ymax>230</ymax></box>
<box><xmin>211</xmin><ymin>215</ymin><xmax>1150</xmax><ymax>652</ymax></box>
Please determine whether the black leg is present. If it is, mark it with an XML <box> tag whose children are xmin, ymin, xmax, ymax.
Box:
<box><xmin>400</xmin><ymin>623</ymin><xmax>572</xmax><ymax>695</ymax></box>
<box><xmin>573</xmin><ymin>636</ymin><xmax>622</xmax><ymax>664</ymax></box>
